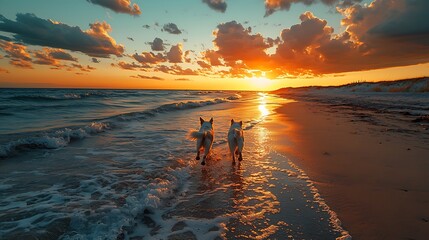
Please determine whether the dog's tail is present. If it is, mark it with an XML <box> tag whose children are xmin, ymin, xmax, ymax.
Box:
<box><xmin>187</xmin><ymin>130</ymin><xmax>206</xmax><ymax>141</ymax></box>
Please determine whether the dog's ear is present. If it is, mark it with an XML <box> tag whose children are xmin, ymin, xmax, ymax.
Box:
<box><xmin>210</xmin><ymin>117</ymin><xmax>213</xmax><ymax>124</ymax></box>
<box><xmin>200</xmin><ymin>117</ymin><xmax>204</xmax><ymax>125</ymax></box>
<box><xmin>231</xmin><ymin>119</ymin><xmax>234</xmax><ymax>125</ymax></box>
<box><xmin>239</xmin><ymin>121</ymin><xmax>243</xmax><ymax>127</ymax></box>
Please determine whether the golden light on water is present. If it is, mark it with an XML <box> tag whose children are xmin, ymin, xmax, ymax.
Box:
<box><xmin>258</xmin><ymin>92</ymin><xmax>269</xmax><ymax>117</ymax></box>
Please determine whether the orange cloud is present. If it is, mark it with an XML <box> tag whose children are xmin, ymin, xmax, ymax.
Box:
<box><xmin>0</xmin><ymin>40</ymin><xmax>32</xmax><ymax>68</ymax></box>
<box><xmin>167</xmin><ymin>44</ymin><xmax>184</xmax><ymax>63</ymax></box>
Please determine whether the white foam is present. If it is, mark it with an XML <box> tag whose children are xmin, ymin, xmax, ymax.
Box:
<box><xmin>0</xmin><ymin>122</ymin><xmax>111</xmax><ymax>158</ymax></box>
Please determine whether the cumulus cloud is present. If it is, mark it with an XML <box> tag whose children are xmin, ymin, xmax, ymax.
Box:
<box><xmin>213</xmin><ymin>21</ymin><xmax>271</xmax><ymax>69</ymax></box>
<box><xmin>167</xmin><ymin>44</ymin><xmax>183</xmax><ymax>63</ymax></box>
<box><xmin>87</xmin><ymin>0</ymin><xmax>141</xmax><ymax>16</ymax></box>
<box><xmin>202</xmin><ymin>0</ymin><xmax>227</xmax><ymax>13</ymax></box>
<box><xmin>0</xmin><ymin>13</ymin><xmax>124</xmax><ymax>58</ymax></box>
<box><xmin>151</xmin><ymin>37</ymin><xmax>165</xmax><ymax>51</ymax></box>
<box><xmin>92</xmin><ymin>57</ymin><xmax>100</xmax><ymax>63</ymax></box>
<box><xmin>162</xmin><ymin>23</ymin><xmax>182</xmax><ymax>34</ymax></box>
<box><xmin>203</xmin><ymin>50</ymin><xmax>223</xmax><ymax>66</ymax></box>
<box><xmin>204</xmin><ymin>1</ymin><xmax>429</xmax><ymax>78</ymax></box>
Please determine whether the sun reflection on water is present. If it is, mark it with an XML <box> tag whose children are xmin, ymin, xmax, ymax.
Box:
<box><xmin>258</xmin><ymin>92</ymin><xmax>270</xmax><ymax>118</ymax></box>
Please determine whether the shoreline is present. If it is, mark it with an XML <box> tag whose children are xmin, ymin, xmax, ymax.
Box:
<box><xmin>266</xmin><ymin>100</ymin><xmax>429</xmax><ymax>239</ymax></box>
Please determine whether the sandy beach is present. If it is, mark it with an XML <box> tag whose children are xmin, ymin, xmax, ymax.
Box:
<box><xmin>266</xmin><ymin>99</ymin><xmax>429</xmax><ymax>239</ymax></box>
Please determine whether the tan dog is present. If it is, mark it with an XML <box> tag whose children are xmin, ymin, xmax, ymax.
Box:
<box><xmin>228</xmin><ymin>119</ymin><xmax>244</xmax><ymax>163</ymax></box>
<box><xmin>188</xmin><ymin>117</ymin><xmax>214</xmax><ymax>165</ymax></box>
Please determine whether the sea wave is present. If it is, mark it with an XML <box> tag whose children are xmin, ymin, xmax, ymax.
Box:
<box><xmin>0</xmin><ymin>95</ymin><xmax>240</xmax><ymax>158</ymax></box>
<box><xmin>0</xmin><ymin>122</ymin><xmax>111</xmax><ymax>158</ymax></box>
<box><xmin>9</xmin><ymin>92</ymin><xmax>106</xmax><ymax>101</ymax></box>
<box><xmin>112</xmin><ymin>95</ymin><xmax>241</xmax><ymax>121</ymax></box>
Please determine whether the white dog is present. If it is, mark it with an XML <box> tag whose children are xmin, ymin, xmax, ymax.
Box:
<box><xmin>188</xmin><ymin>117</ymin><xmax>214</xmax><ymax>165</ymax></box>
<box><xmin>228</xmin><ymin>119</ymin><xmax>244</xmax><ymax>163</ymax></box>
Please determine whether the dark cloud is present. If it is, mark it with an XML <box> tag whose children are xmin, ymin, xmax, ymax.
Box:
<box><xmin>151</xmin><ymin>37</ymin><xmax>165</xmax><ymax>51</ymax></box>
<box><xmin>167</xmin><ymin>44</ymin><xmax>183</xmax><ymax>63</ymax></box>
<box><xmin>113</xmin><ymin>61</ymin><xmax>141</xmax><ymax>70</ymax></box>
<box><xmin>162</xmin><ymin>23</ymin><xmax>182</xmax><ymax>34</ymax></box>
<box><xmin>264</xmin><ymin>0</ymin><xmax>361</xmax><ymax>16</ymax></box>
<box><xmin>202</xmin><ymin>0</ymin><xmax>227</xmax><ymax>13</ymax></box>
<box><xmin>49</xmin><ymin>49</ymin><xmax>78</xmax><ymax>62</ymax></box>
<box><xmin>197</xmin><ymin>60</ymin><xmax>211</xmax><ymax>69</ymax></box>
<box><xmin>91</xmin><ymin>57</ymin><xmax>100</xmax><ymax>63</ymax></box>
<box><xmin>33</xmin><ymin>48</ymin><xmax>78</xmax><ymax>67</ymax></box>
<box><xmin>0</xmin><ymin>13</ymin><xmax>124</xmax><ymax>58</ymax></box>
<box><xmin>87</xmin><ymin>0</ymin><xmax>141</xmax><ymax>16</ymax></box>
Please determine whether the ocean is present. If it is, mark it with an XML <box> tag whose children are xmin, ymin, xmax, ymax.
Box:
<box><xmin>0</xmin><ymin>89</ymin><xmax>347</xmax><ymax>239</ymax></box>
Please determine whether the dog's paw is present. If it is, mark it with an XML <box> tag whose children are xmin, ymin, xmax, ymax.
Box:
<box><xmin>201</xmin><ymin>161</ymin><xmax>206</xmax><ymax>165</ymax></box>
<box><xmin>196</xmin><ymin>156</ymin><xmax>200</xmax><ymax>160</ymax></box>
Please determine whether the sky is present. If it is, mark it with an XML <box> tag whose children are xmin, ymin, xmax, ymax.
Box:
<box><xmin>0</xmin><ymin>0</ymin><xmax>429</xmax><ymax>90</ymax></box>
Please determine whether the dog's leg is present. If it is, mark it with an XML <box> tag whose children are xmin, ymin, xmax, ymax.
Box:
<box><xmin>196</xmin><ymin>138</ymin><xmax>202</xmax><ymax>160</ymax></box>
<box><xmin>229</xmin><ymin>143</ymin><xmax>236</xmax><ymax>163</ymax></box>
<box><xmin>201</xmin><ymin>139</ymin><xmax>211</xmax><ymax>165</ymax></box>
<box><xmin>238</xmin><ymin>139</ymin><xmax>244</xmax><ymax>161</ymax></box>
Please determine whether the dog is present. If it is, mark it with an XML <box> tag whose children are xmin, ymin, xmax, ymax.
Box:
<box><xmin>188</xmin><ymin>117</ymin><xmax>214</xmax><ymax>165</ymax></box>
<box><xmin>228</xmin><ymin>119</ymin><xmax>244</xmax><ymax>163</ymax></box>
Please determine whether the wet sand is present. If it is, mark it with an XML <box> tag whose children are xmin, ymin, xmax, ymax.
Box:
<box><xmin>267</xmin><ymin>100</ymin><xmax>429</xmax><ymax>239</ymax></box>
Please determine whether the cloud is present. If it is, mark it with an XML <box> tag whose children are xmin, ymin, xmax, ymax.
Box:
<box><xmin>0</xmin><ymin>13</ymin><xmax>124</xmax><ymax>58</ymax></box>
<box><xmin>0</xmin><ymin>40</ymin><xmax>32</xmax><ymax>68</ymax></box>
<box><xmin>264</xmin><ymin>0</ymin><xmax>361</xmax><ymax>16</ymax></box>
<box><xmin>162</xmin><ymin>23</ymin><xmax>182</xmax><ymax>34</ymax></box>
<box><xmin>33</xmin><ymin>48</ymin><xmax>78</xmax><ymax>67</ymax></box>
<box><xmin>151</xmin><ymin>37</ymin><xmax>165</xmax><ymax>51</ymax></box>
<box><xmin>127</xmin><ymin>37</ymin><xmax>134</xmax><ymax>41</ymax></box>
<box><xmin>113</xmin><ymin>61</ymin><xmax>141</xmax><ymax>70</ymax></box>
<box><xmin>142</xmin><ymin>24</ymin><xmax>150</xmax><ymax>29</ymax></box>
<box><xmin>203</xmin><ymin>50</ymin><xmax>223</xmax><ymax>66</ymax></box>
<box><xmin>87</xmin><ymin>0</ymin><xmax>141</xmax><ymax>16</ymax></box>
<box><xmin>69</xmin><ymin>63</ymin><xmax>95</xmax><ymax>72</ymax></box>
<box><xmin>132</xmin><ymin>52</ymin><xmax>166</xmax><ymax>64</ymax></box>
<box><xmin>167</xmin><ymin>44</ymin><xmax>183</xmax><ymax>63</ymax></box>
<box><xmin>213</xmin><ymin>21</ymin><xmax>271</xmax><ymax>69</ymax></box>
<box><xmin>175</xmin><ymin>78</ymin><xmax>191</xmax><ymax>81</ymax></box>
<box><xmin>202</xmin><ymin>0</ymin><xmax>227</xmax><ymax>13</ymax></box>
<box><xmin>130</xmin><ymin>74</ymin><xmax>164</xmax><ymax>80</ymax></box>
<box><xmin>92</xmin><ymin>57</ymin><xmax>100</xmax><ymax>63</ymax></box>
<box><xmin>156</xmin><ymin>65</ymin><xmax>199</xmax><ymax>75</ymax></box>
<box><xmin>197</xmin><ymin>60</ymin><xmax>211</xmax><ymax>69</ymax></box>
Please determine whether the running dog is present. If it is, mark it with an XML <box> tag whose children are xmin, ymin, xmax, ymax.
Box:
<box><xmin>228</xmin><ymin>119</ymin><xmax>244</xmax><ymax>163</ymax></box>
<box><xmin>188</xmin><ymin>117</ymin><xmax>214</xmax><ymax>165</ymax></box>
